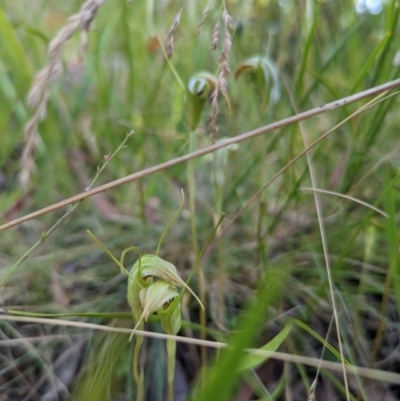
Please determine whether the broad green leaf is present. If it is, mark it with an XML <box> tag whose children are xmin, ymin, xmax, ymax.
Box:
<box><xmin>351</xmin><ymin>29</ymin><xmax>392</xmax><ymax>93</ymax></box>
<box><xmin>24</xmin><ymin>25</ymin><xmax>50</xmax><ymax>44</ymax></box>
<box><xmin>192</xmin><ymin>266</ymin><xmax>288</xmax><ymax>401</ymax></box>
<box><xmin>236</xmin><ymin>323</ymin><xmax>291</xmax><ymax>373</ymax></box>
<box><xmin>0</xmin><ymin>6</ymin><xmax>32</xmax><ymax>94</ymax></box>
<box><xmin>235</xmin><ymin>55</ymin><xmax>281</xmax><ymax>106</ymax></box>
<box><xmin>295</xmin><ymin>1</ymin><xmax>321</xmax><ymax>97</ymax></box>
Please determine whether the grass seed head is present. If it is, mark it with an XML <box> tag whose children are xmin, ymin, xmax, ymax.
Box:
<box><xmin>139</xmin><ymin>281</ymin><xmax>179</xmax><ymax>322</ymax></box>
<box><xmin>20</xmin><ymin>0</ymin><xmax>107</xmax><ymax>189</ymax></box>
<box><xmin>211</xmin><ymin>22</ymin><xmax>220</xmax><ymax>51</ymax></box>
<box><xmin>197</xmin><ymin>7</ymin><xmax>210</xmax><ymax>38</ymax></box>
<box><xmin>165</xmin><ymin>9</ymin><xmax>183</xmax><ymax>59</ymax></box>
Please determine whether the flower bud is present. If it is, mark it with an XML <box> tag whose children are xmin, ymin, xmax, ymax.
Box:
<box><xmin>139</xmin><ymin>281</ymin><xmax>179</xmax><ymax>322</ymax></box>
<box><xmin>158</xmin><ymin>298</ymin><xmax>182</xmax><ymax>335</ymax></box>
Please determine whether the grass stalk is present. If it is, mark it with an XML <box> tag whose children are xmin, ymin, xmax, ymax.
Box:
<box><xmin>167</xmin><ymin>339</ymin><xmax>176</xmax><ymax>401</ymax></box>
<box><xmin>2</xmin><ymin>315</ymin><xmax>400</xmax><ymax>384</ymax></box>
<box><xmin>4</xmin><ymin>3</ymin><xmax>400</xmax><ymax>398</ymax></box>
<box><xmin>186</xmin><ymin>130</ymin><xmax>207</xmax><ymax>368</ymax></box>
<box><xmin>212</xmin><ymin>162</ymin><xmax>226</xmax><ymax>330</ymax></box>
<box><xmin>287</xmin><ymin>86</ymin><xmax>350</xmax><ymax>398</ymax></box>
<box><xmin>3</xmin><ymin>78</ymin><xmax>400</xmax><ymax>232</ymax></box>
<box><xmin>133</xmin><ymin>324</ymin><xmax>144</xmax><ymax>398</ymax></box>
<box><xmin>0</xmin><ymin>131</ymin><xmax>133</xmax><ymax>287</ymax></box>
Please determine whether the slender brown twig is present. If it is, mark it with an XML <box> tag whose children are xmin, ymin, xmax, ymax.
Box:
<box><xmin>2</xmin><ymin>78</ymin><xmax>400</xmax><ymax>231</ymax></box>
<box><xmin>0</xmin><ymin>315</ymin><xmax>400</xmax><ymax>384</ymax></box>
<box><xmin>0</xmin><ymin>132</ymin><xmax>132</xmax><ymax>287</ymax></box>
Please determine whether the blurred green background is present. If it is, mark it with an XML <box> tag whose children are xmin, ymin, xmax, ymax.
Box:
<box><xmin>0</xmin><ymin>0</ymin><xmax>399</xmax><ymax>400</ymax></box>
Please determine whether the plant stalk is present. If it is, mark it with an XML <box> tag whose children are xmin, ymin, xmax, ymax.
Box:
<box><xmin>186</xmin><ymin>130</ymin><xmax>207</xmax><ymax>368</ymax></box>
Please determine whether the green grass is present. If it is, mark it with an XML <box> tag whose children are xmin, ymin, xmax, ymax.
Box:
<box><xmin>1</xmin><ymin>0</ymin><xmax>400</xmax><ymax>400</ymax></box>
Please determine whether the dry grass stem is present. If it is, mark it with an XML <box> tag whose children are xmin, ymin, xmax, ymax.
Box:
<box><xmin>3</xmin><ymin>79</ymin><xmax>400</xmax><ymax>231</ymax></box>
<box><xmin>20</xmin><ymin>0</ymin><xmax>107</xmax><ymax>189</ymax></box>
<box><xmin>293</xmin><ymin>93</ymin><xmax>350</xmax><ymax>399</ymax></box>
<box><xmin>165</xmin><ymin>9</ymin><xmax>183</xmax><ymax>59</ymax></box>
<box><xmin>300</xmin><ymin>188</ymin><xmax>388</xmax><ymax>217</ymax></box>
<box><xmin>197</xmin><ymin>7</ymin><xmax>210</xmax><ymax>37</ymax></box>
<box><xmin>0</xmin><ymin>315</ymin><xmax>400</xmax><ymax>384</ymax></box>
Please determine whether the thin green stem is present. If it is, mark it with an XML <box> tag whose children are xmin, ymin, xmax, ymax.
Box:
<box><xmin>0</xmin><ymin>132</ymin><xmax>133</xmax><ymax>287</ymax></box>
<box><xmin>3</xmin><ymin>79</ymin><xmax>400</xmax><ymax>232</ymax></box>
<box><xmin>86</xmin><ymin>230</ymin><xmax>126</xmax><ymax>272</ymax></box>
<box><xmin>187</xmin><ymin>132</ymin><xmax>199</xmax><ymax>257</ymax></box>
<box><xmin>213</xmin><ymin>179</ymin><xmax>225</xmax><ymax>327</ymax></box>
<box><xmin>167</xmin><ymin>339</ymin><xmax>176</xmax><ymax>401</ymax></box>
<box><xmin>157</xmin><ymin>37</ymin><xmax>185</xmax><ymax>91</ymax></box>
<box><xmin>186</xmin><ymin>130</ymin><xmax>205</xmax><ymax>367</ymax></box>
<box><xmin>133</xmin><ymin>322</ymin><xmax>144</xmax><ymax>384</ymax></box>
<box><xmin>216</xmin><ymin>223</ymin><xmax>224</xmax><ymax>328</ymax></box>
<box><xmin>85</xmin><ymin>232</ymin><xmax>139</xmax><ymax>284</ymax></box>
<box><xmin>120</xmin><ymin>246</ymin><xmax>142</xmax><ymax>276</ymax></box>
<box><xmin>138</xmin><ymin>149</ymin><xmax>148</xmax><ymax>226</ymax></box>
<box><xmin>156</xmin><ymin>189</ymin><xmax>185</xmax><ymax>256</ymax></box>
<box><xmin>186</xmin><ymin>213</ymin><xmax>226</xmax><ymax>286</ymax></box>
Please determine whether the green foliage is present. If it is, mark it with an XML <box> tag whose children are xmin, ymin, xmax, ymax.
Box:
<box><xmin>71</xmin><ymin>330</ymin><xmax>128</xmax><ymax>401</ymax></box>
<box><xmin>1</xmin><ymin>0</ymin><xmax>400</xmax><ymax>399</ymax></box>
<box><xmin>236</xmin><ymin>323</ymin><xmax>291</xmax><ymax>373</ymax></box>
<box><xmin>192</xmin><ymin>266</ymin><xmax>288</xmax><ymax>401</ymax></box>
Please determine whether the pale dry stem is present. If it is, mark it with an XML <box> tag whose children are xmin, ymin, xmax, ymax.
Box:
<box><xmin>20</xmin><ymin>0</ymin><xmax>107</xmax><ymax>189</ymax></box>
<box><xmin>1</xmin><ymin>315</ymin><xmax>400</xmax><ymax>384</ymax></box>
<box><xmin>4</xmin><ymin>80</ymin><xmax>399</xmax><ymax>231</ymax></box>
